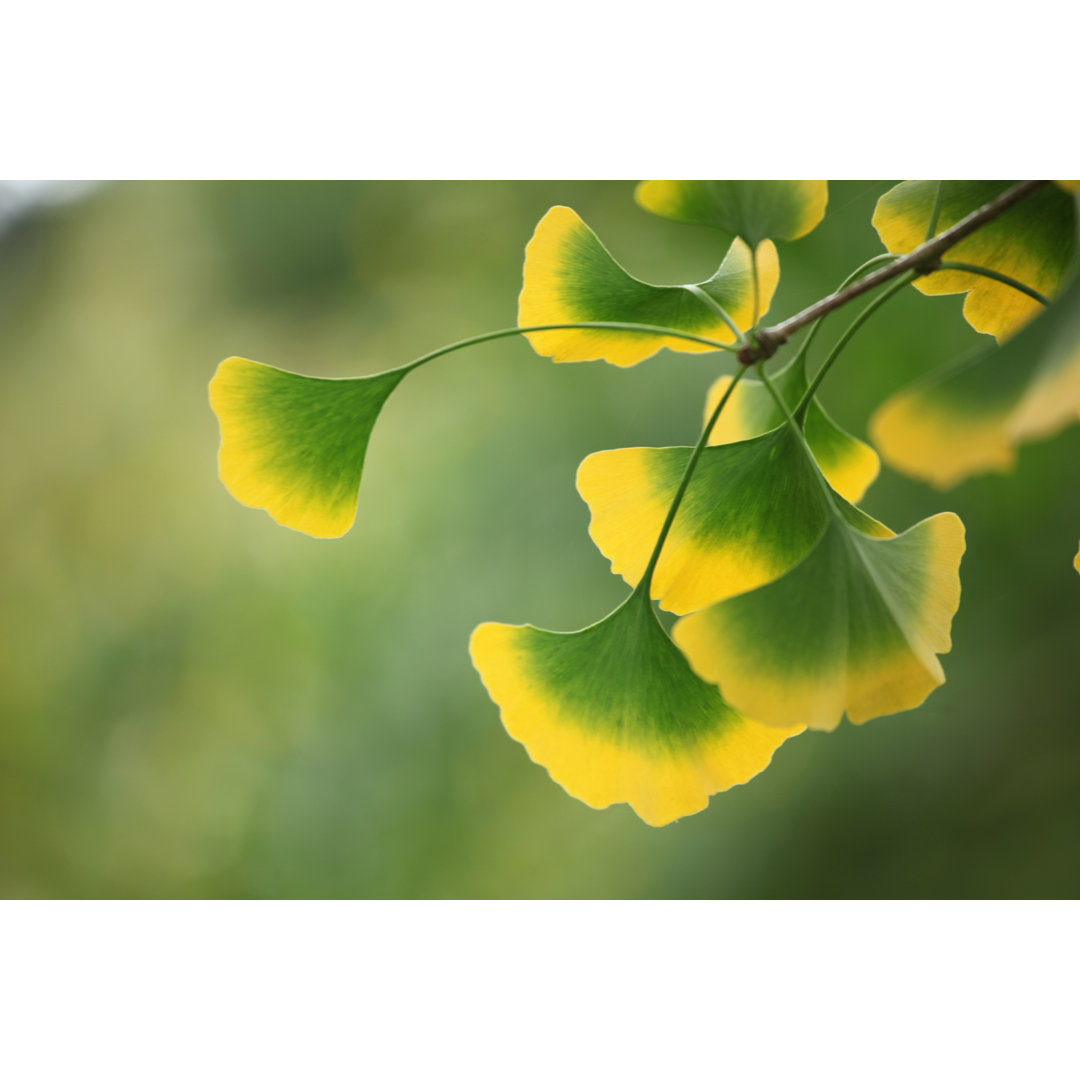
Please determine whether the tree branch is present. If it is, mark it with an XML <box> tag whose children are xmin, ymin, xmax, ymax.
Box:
<box><xmin>738</xmin><ymin>179</ymin><xmax>1051</xmax><ymax>364</ymax></box>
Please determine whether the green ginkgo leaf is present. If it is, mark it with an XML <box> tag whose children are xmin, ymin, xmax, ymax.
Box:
<box><xmin>469</xmin><ymin>588</ymin><xmax>801</xmax><ymax>827</ymax></box>
<box><xmin>518</xmin><ymin>205</ymin><xmax>778</xmax><ymax>367</ymax></box>
<box><xmin>872</xmin><ymin>180</ymin><xmax>1077</xmax><ymax>340</ymax></box>
<box><xmin>635</xmin><ymin>180</ymin><xmax>828</xmax><ymax>247</ymax></box>
<box><xmin>578</xmin><ymin>424</ymin><xmax>892</xmax><ymax>617</ymax></box>
<box><xmin>674</xmin><ymin>507</ymin><xmax>966</xmax><ymax>732</ymax></box>
<box><xmin>870</xmin><ymin>262</ymin><xmax>1080</xmax><ymax>489</ymax></box>
<box><xmin>209</xmin><ymin>356</ymin><xmax>406</xmax><ymax>538</ymax></box>
<box><xmin>703</xmin><ymin>354</ymin><xmax>880</xmax><ymax>503</ymax></box>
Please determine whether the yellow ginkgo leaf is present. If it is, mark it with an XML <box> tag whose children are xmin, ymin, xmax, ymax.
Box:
<box><xmin>872</xmin><ymin>180</ymin><xmax>1077</xmax><ymax>341</ymax></box>
<box><xmin>703</xmin><ymin>354</ymin><xmax>880</xmax><ymax>504</ymax></box>
<box><xmin>578</xmin><ymin>425</ymin><xmax>892</xmax><ymax>616</ymax></box>
<box><xmin>209</xmin><ymin>357</ymin><xmax>406</xmax><ymax>538</ymax></box>
<box><xmin>674</xmin><ymin>510</ymin><xmax>966</xmax><ymax>732</ymax></box>
<box><xmin>470</xmin><ymin>589</ymin><xmax>801</xmax><ymax>827</ymax></box>
<box><xmin>635</xmin><ymin>180</ymin><xmax>828</xmax><ymax>246</ymax></box>
<box><xmin>518</xmin><ymin>206</ymin><xmax>778</xmax><ymax>367</ymax></box>
<box><xmin>870</xmin><ymin>262</ymin><xmax>1080</xmax><ymax>489</ymax></box>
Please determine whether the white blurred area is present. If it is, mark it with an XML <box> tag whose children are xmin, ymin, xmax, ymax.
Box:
<box><xmin>0</xmin><ymin>180</ymin><xmax>99</xmax><ymax>236</ymax></box>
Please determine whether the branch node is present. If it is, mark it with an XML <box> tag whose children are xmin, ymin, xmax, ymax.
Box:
<box><xmin>738</xmin><ymin>328</ymin><xmax>786</xmax><ymax>366</ymax></box>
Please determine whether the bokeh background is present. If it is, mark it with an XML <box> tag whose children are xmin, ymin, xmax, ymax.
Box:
<box><xmin>1</xmin><ymin>180</ymin><xmax>1078</xmax><ymax>898</ymax></box>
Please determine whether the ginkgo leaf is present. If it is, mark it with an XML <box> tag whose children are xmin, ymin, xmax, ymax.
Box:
<box><xmin>870</xmin><ymin>264</ymin><xmax>1080</xmax><ymax>489</ymax></box>
<box><xmin>577</xmin><ymin>424</ymin><xmax>891</xmax><ymax>616</ymax></box>
<box><xmin>703</xmin><ymin>354</ymin><xmax>880</xmax><ymax>503</ymax></box>
<box><xmin>469</xmin><ymin>589</ymin><xmax>801</xmax><ymax>827</ymax></box>
<box><xmin>518</xmin><ymin>205</ymin><xmax>778</xmax><ymax>367</ymax></box>
<box><xmin>673</xmin><ymin>510</ymin><xmax>966</xmax><ymax>732</ymax></box>
<box><xmin>209</xmin><ymin>356</ymin><xmax>406</xmax><ymax>538</ymax></box>
<box><xmin>872</xmin><ymin>180</ymin><xmax>1077</xmax><ymax>340</ymax></box>
<box><xmin>635</xmin><ymin>180</ymin><xmax>828</xmax><ymax>247</ymax></box>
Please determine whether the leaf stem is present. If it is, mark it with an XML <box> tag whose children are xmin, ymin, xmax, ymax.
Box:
<box><xmin>756</xmin><ymin>362</ymin><xmax>837</xmax><ymax>506</ymax></box>
<box><xmin>793</xmin><ymin>272</ymin><xmax>916</xmax><ymax>420</ymax></box>
<box><xmin>684</xmin><ymin>285</ymin><xmax>745</xmax><ymax>343</ymax></box>
<box><xmin>751</xmin><ymin>244</ymin><xmax>760</xmax><ymax>328</ymax></box>
<box><xmin>925</xmin><ymin>181</ymin><xmax>946</xmax><ymax>241</ymax></box>
<box><xmin>398</xmin><ymin>320</ymin><xmax>741</xmax><ymax>377</ymax></box>
<box><xmin>787</xmin><ymin>253</ymin><xmax>902</xmax><ymax>376</ymax></box>
<box><xmin>935</xmin><ymin>261</ymin><xmax>1050</xmax><ymax>306</ymax></box>
<box><xmin>635</xmin><ymin>365</ymin><xmax>750</xmax><ymax>595</ymax></box>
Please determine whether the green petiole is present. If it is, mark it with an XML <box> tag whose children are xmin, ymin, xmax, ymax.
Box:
<box><xmin>396</xmin><ymin>321</ymin><xmax>741</xmax><ymax>378</ymax></box>
<box><xmin>684</xmin><ymin>286</ymin><xmax>746</xmax><ymax>344</ymax></box>
<box><xmin>787</xmin><ymin>252</ymin><xmax>903</xmax><ymax>378</ymax></box>
<box><xmin>756</xmin><ymin>361</ymin><xmax>838</xmax><ymax>508</ymax></box>
<box><xmin>935</xmin><ymin>261</ymin><xmax>1051</xmax><ymax>306</ymax></box>
<box><xmin>793</xmin><ymin>272</ymin><xmax>916</xmax><ymax>420</ymax></box>
<box><xmin>635</xmin><ymin>365</ymin><xmax>750</xmax><ymax>596</ymax></box>
<box><xmin>925</xmin><ymin>181</ymin><xmax>946</xmax><ymax>242</ymax></box>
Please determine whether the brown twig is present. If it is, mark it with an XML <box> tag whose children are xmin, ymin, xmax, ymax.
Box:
<box><xmin>738</xmin><ymin>179</ymin><xmax>1050</xmax><ymax>364</ymax></box>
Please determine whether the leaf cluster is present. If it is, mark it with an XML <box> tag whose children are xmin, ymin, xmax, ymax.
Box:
<box><xmin>208</xmin><ymin>180</ymin><xmax>1080</xmax><ymax>826</ymax></box>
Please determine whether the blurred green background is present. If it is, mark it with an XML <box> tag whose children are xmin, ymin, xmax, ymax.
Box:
<box><xmin>1</xmin><ymin>181</ymin><xmax>1078</xmax><ymax>898</ymax></box>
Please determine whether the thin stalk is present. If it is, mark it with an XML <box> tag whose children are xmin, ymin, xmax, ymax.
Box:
<box><xmin>398</xmin><ymin>320</ymin><xmax>741</xmax><ymax>377</ymax></box>
<box><xmin>793</xmin><ymin>272</ymin><xmax>916</xmax><ymax>420</ymax></box>
<box><xmin>755</xmin><ymin>362</ymin><xmax>836</xmax><ymax>506</ymax></box>
<box><xmin>788</xmin><ymin>252</ymin><xmax>903</xmax><ymax>374</ymax></box>
<box><xmin>936</xmin><ymin>261</ymin><xmax>1050</xmax><ymax>306</ymax></box>
<box><xmin>924</xmin><ymin>181</ymin><xmax>946</xmax><ymax>241</ymax></box>
<box><xmin>751</xmin><ymin>245</ymin><xmax>760</xmax><ymax>328</ymax></box>
<box><xmin>635</xmin><ymin>365</ymin><xmax>750</xmax><ymax>595</ymax></box>
<box><xmin>684</xmin><ymin>285</ymin><xmax>745</xmax><ymax>343</ymax></box>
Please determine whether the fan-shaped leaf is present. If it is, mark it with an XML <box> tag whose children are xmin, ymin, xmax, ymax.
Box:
<box><xmin>674</xmin><ymin>512</ymin><xmax>965</xmax><ymax>731</ymax></box>
<box><xmin>872</xmin><ymin>180</ymin><xmax>1077</xmax><ymax>340</ymax></box>
<box><xmin>518</xmin><ymin>206</ymin><xmax>778</xmax><ymax>367</ymax></box>
<box><xmin>704</xmin><ymin>355</ymin><xmax>880</xmax><ymax>503</ymax></box>
<box><xmin>870</xmin><ymin>265</ymin><xmax>1080</xmax><ymax>488</ymax></box>
<box><xmin>635</xmin><ymin>180</ymin><xmax>828</xmax><ymax>247</ymax></box>
<box><xmin>209</xmin><ymin>357</ymin><xmax>405</xmax><ymax>538</ymax></box>
<box><xmin>469</xmin><ymin>589</ymin><xmax>801</xmax><ymax>827</ymax></box>
<box><xmin>577</xmin><ymin>423</ymin><xmax>890</xmax><ymax>617</ymax></box>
